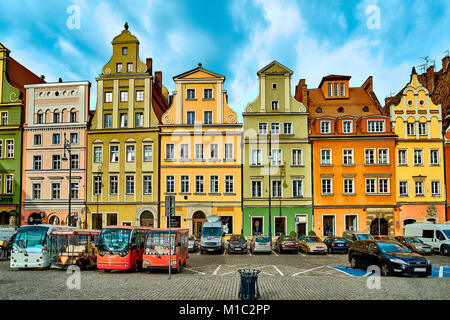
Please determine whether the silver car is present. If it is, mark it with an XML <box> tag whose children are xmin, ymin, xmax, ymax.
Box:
<box><xmin>251</xmin><ymin>236</ymin><xmax>272</xmax><ymax>254</ymax></box>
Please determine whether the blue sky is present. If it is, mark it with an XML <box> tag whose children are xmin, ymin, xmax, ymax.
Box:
<box><xmin>0</xmin><ymin>0</ymin><xmax>449</xmax><ymax>120</ymax></box>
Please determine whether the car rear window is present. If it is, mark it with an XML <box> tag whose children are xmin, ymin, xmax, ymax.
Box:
<box><xmin>334</xmin><ymin>238</ymin><xmax>346</xmax><ymax>243</ymax></box>
<box><xmin>255</xmin><ymin>237</ymin><xmax>270</xmax><ymax>243</ymax></box>
<box><xmin>356</xmin><ymin>234</ymin><xmax>372</xmax><ymax>240</ymax></box>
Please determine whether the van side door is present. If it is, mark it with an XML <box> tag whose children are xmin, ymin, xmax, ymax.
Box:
<box><xmin>421</xmin><ymin>229</ymin><xmax>435</xmax><ymax>249</ymax></box>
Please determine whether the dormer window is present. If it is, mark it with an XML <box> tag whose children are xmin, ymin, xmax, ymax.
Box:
<box><xmin>122</xmin><ymin>47</ymin><xmax>128</xmax><ymax>55</ymax></box>
<box><xmin>320</xmin><ymin>121</ymin><xmax>331</xmax><ymax>134</ymax></box>
<box><xmin>328</xmin><ymin>84</ymin><xmax>332</xmax><ymax>97</ymax></box>
<box><xmin>334</xmin><ymin>83</ymin><xmax>338</xmax><ymax>97</ymax></box>
<box><xmin>342</xmin><ymin>120</ymin><xmax>352</xmax><ymax>134</ymax></box>
<box><xmin>316</xmin><ymin>107</ymin><xmax>322</xmax><ymax>113</ymax></box>
<box><xmin>367</xmin><ymin>120</ymin><xmax>385</xmax><ymax>133</ymax></box>
<box><xmin>363</xmin><ymin>106</ymin><xmax>369</xmax><ymax>112</ymax></box>
<box><xmin>338</xmin><ymin>107</ymin><xmax>344</xmax><ymax>113</ymax></box>
<box><xmin>340</xmin><ymin>83</ymin><xmax>345</xmax><ymax>96</ymax></box>
<box><xmin>271</xmin><ymin>101</ymin><xmax>279</xmax><ymax>110</ymax></box>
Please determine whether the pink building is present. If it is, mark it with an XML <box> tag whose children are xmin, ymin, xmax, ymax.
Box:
<box><xmin>21</xmin><ymin>81</ymin><xmax>90</xmax><ymax>226</ymax></box>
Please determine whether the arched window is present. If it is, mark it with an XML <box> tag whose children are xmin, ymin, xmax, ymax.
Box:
<box><xmin>316</xmin><ymin>107</ymin><xmax>322</xmax><ymax>113</ymax></box>
<box><xmin>363</xmin><ymin>106</ymin><xmax>369</xmax><ymax>112</ymax></box>
<box><xmin>338</xmin><ymin>107</ymin><xmax>344</xmax><ymax>113</ymax></box>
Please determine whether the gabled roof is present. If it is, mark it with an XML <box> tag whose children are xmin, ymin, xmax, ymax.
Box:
<box><xmin>257</xmin><ymin>60</ymin><xmax>293</xmax><ymax>76</ymax></box>
<box><xmin>173</xmin><ymin>63</ymin><xmax>225</xmax><ymax>81</ymax></box>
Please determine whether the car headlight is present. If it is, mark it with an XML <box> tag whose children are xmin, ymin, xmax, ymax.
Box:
<box><xmin>390</xmin><ymin>258</ymin><xmax>407</xmax><ymax>265</ymax></box>
<box><xmin>119</xmin><ymin>251</ymin><xmax>128</xmax><ymax>257</ymax></box>
<box><xmin>171</xmin><ymin>260</ymin><xmax>177</xmax><ymax>266</ymax></box>
<box><xmin>143</xmin><ymin>260</ymin><xmax>150</xmax><ymax>266</ymax></box>
<box><xmin>99</xmin><ymin>250</ymin><xmax>106</xmax><ymax>256</ymax></box>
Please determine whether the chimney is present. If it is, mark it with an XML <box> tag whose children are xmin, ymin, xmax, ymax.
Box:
<box><xmin>294</xmin><ymin>79</ymin><xmax>308</xmax><ymax>106</ymax></box>
<box><xmin>385</xmin><ymin>97</ymin><xmax>393</xmax><ymax>107</ymax></box>
<box><xmin>155</xmin><ymin>70</ymin><xmax>162</xmax><ymax>84</ymax></box>
<box><xmin>442</xmin><ymin>56</ymin><xmax>450</xmax><ymax>71</ymax></box>
<box><xmin>40</xmin><ymin>75</ymin><xmax>45</xmax><ymax>80</ymax></box>
<box><xmin>168</xmin><ymin>94</ymin><xmax>174</xmax><ymax>106</ymax></box>
<box><xmin>58</xmin><ymin>77</ymin><xmax>63</xmax><ymax>83</ymax></box>
<box><xmin>146</xmin><ymin>58</ymin><xmax>153</xmax><ymax>75</ymax></box>
<box><xmin>426</xmin><ymin>65</ymin><xmax>435</xmax><ymax>93</ymax></box>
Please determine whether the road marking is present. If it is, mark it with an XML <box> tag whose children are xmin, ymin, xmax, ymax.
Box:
<box><xmin>260</xmin><ymin>271</ymin><xmax>274</xmax><ymax>276</ymax></box>
<box><xmin>298</xmin><ymin>253</ymin><xmax>305</xmax><ymax>257</ymax></box>
<box><xmin>272</xmin><ymin>250</ymin><xmax>278</xmax><ymax>256</ymax></box>
<box><xmin>272</xmin><ymin>265</ymin><xmax>284</xmax><ymax>276</ymax></box>
<box><xmin>292</xmin><ymin>265</ymin><xmax>326</xmax><ymax>277</ymax></box>
<box><xmin>184</xmin><ymin>268</ymin><xmax>206</xmax><ymax>275</ymax></box>
<box><xmin>439</xmin><ymin>266</ymin><xmax>444</xmax><ymax>278</ymax></box>
<box><xmin>212</xmin><ymin>265</ymin><xmax>221</xmax><ymax>275</ymax></box>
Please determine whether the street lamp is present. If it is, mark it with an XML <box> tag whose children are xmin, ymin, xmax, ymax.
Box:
<box><xmin>267</xmin><ymin>131</ymin><xmax>272</xmax><ymax>242</ymax></box>
<box><xmin>62</xmin><ymin>133</ymin><xmax>72</xmax><ymax>227</ymax></box>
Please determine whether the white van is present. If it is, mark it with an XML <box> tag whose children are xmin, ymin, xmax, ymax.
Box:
<box><xmin>200</xmin><ymin>216</ymin><xmax>226</xmax><ymax>254</ymax></box>
<box><xmin>404</xmin><ymin>223</ymin><xmax>450</xmax><ymax>256</ymax></box>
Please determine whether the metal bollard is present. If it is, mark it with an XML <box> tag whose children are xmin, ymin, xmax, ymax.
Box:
<box><xmin>238</xmin><ymin>269</ymin><xmax>260</xmax><ymax>300</ymax></box>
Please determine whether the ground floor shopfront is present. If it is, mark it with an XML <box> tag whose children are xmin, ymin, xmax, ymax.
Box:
<box><xmin>242</xmin><ymin>207</ymin><xmax>313</xmax><ymax>239</ymax></box>
<box><xmin>398</xmin><ymin>203</ymin><xmax>446</xmax><ymax>232</ymax></box>
<box><xmin>0</xmin><ymin>204</ymin><xmax>19</xmax><ymax>226</ymax></box>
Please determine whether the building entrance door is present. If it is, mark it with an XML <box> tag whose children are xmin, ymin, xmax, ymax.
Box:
<box><xmin>192</xmin><ymin>211</ymin><xmax>206</xmax><ymax>238</ymax></box>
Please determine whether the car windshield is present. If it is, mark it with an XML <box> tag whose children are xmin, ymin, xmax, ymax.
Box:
<box><xmin>202</xmin><ymin>227</ymin><xmax>222</xmax><ymax>237</ymax></box>
<box><xmin>377</xmin><ymin>242</ymin><xmax>411</xmax><ymax>253</ymax></box>
<box><xmin>98</xmin><ymin>228</ymin><xmax>131</xmax><ymax>253</ymax></box>
<box><xmin>13</xmin><ymin>226</ymin><xmax>49</xmax><ymax>253</ymax></box>
<box><xmin>405</xmin><ymin>237</ymin><xmax>423</xmax><ymax>244</ymax></box>
<box><xmin>442</xmin><ymin>230</ymin><xmax>450</xmax><ymax>239</ymax></box>
<box><xmin>255</xmin><ymin>237</ymin><xmax>270</xmax><ymax>243</ymax></box>
<box><xmin>145</xmin><ymin>232</ymin><xmax>176</xmax><ymax>255</ymax></box>
<box><xmin>231</xmin><ymin>235</ymin><xmax>246</xmax><ymax>242</ymax></box>
<box><xmin>356</xmin><ymin>234</ymin><xmax>373</xmax><ymax>240</ymax></box>
<box><xmin>306</xmin><ymin>237</ymin><xmax>321</xmax><ymax>243</ymax></box>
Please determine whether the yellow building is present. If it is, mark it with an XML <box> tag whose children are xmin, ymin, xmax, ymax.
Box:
<box><xmin>160</xmin><ymin>64</ymin><xmax>242</xmax><ymax>237</ymax></box>
<box><xmin>86</xmin><ymin>23</ymin><xmax>168</xmax><ymax>229</ymax></box>
<box><xmin>389</xmin><ymin>67</ymin><xmax>446</xmax><ymax>231</ymax></box>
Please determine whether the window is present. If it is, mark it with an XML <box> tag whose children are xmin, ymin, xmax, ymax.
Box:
<box><xmin>272</xmin><ymin>83</ymin><xmax>278</xmax><ymax>89</ymax></box>
<box><xmin>204</xmin><ymin>111</ymin><xmax>213</xmax><ymax>124</ymax></box>
<box><xmin>32</xmin><ymin>183</ymin><xmax>41</xmax><ymax>200</ymax></box>
<box><xmin>143</xmin><ymin>176</ymin><xmax>152</xmax><ymax>195</ymax></box>
<box><xmin>343</xmin><ymin>149</ymin><xmax>353</xmax><ymax>165</ymax></box>
<box><xmin>342</xmin><ymin>120</ymin><xmax>352</xmax><ymax>133</ymax></box>
<box><xmin>221</xmin><ymin>216</ymin><xmax>233</xmax><ymax>235</ymax></box>
<box><xmin>5</xmin><ymin>175</ymin><xmax>13</xmax><ymax>194</ymax></box>
<box><xmin>116</xmin><ymin>63</ymin><xmax>123</xmax><ymax>73</ymax></box>
<box><xmin>345</xmin><ymin>215</ymin><xmax>358</xmax><ymax>231</ymax></box>
<box><xmin>365</xmin><ymin>149</ymin><xmax>375</xmax><ymax>164</ymax></box>
<box><xmin>120</xmin><ymin>113</ymin><xmax>127</xmax><ymax>127</ymax></box>
<box><xmin>321</xmin><ymin>149</ymin><xmax>332</xmax><ymax>165</ymax></box>
<box><xmin>367</xmin><ymin>120</ymin><xmax>385</xmax><ymax>133</ymax></box>
<box><xmin>70</xmin><ymin>133</ymin><xmax>78</xmax><ymax>144</ymax></box>
<box><xmin>31</xmin><ymin>134</ymin><xmax>41</xmax><ymax>146</ymax></box>
<box><xmin>109</xmin><ymin>176</ymin><xmax>118</xmax><ymax>195</ymax></box>
<box><xmin>431</xmin><ymin>181</ymin><xmax>440</xmax><ymax>196</ymax></box>
<box><xmin>321</xmin><ymin>121</ymin><xmax>331</xmax><ymax>134</ymax></box>
<box><xmin>104</xmin><ymin>114</ymin><xmax>112</xmax><ymax>128</ymax></box>
<box><xmin>71</xmin><ymin>183</ymin><xmax>79</xmax><ymax>199</ymax></box>
<box><xmin>271</xmin><ymin>123</ymin><xmax>280</xmax><ymax>134</ymax></box>
<box><xmin>33</xmin><ymin>155</ymin><xmax>42</xmax><ymax>170</ymax></box>
<box><xmin>93</xmin><ymin>176</ymin><xmax>102</xmax><ymax>195</ymax></box>
<box><xmin>293</xmin><ymin>180</ymin><xmax>303</xmax><ymax>197</ymax></box>
<box><xmin>126</xmin><ymin>176</ymin><xmax>135</xmax><ymax>194</ymax></box>
<box><xmin>225</xmin><ymin>175</ymin><xmax>234</xmax><ymax>193</ymax></box>
<box><xmin>122</xmin><ymin>47</ymin><xmax>128</xmax><ymax>55</ymax></box>
<box><xmin>365</xmin><ymin>179</ymin><xmax>376</xmax><ymax>194</ymax></box>
<box><xmin>321</xmin><ymin>179</ymin><xmax>332</xmax><ymax>195</ymax></box>
<box><xmin>204</xmin><ymin>88</ymin><xmax>213</xmax><ymax>99</ymax></box>
<box><xmin>413</xmin><ymin>149</ymin><xmax>423</xmax><ymax>165</ymax></box>
<box><xmin>418</xmin><ymin>122</ymin><xmax>427</xmax><ymax>136</ymax></box>
<box><xmin>271</xmin><ymin>101</ymin><xmax>279</xmax><ymax>110</ymax></box>
<box><xmin>250</xmin><ymin>149</ymin><xmax>261</xmax><ymax>166</ymax></box>
<box><xmin>272</xmin><ymin>149</ymin><xmax>282</xmax><ymax>166</ymax></box>
<box><xmin>343</xmin><ymin>179</ymin><xmax>354</xmax><ymax>194</ymax></box>
<box><xmin>52</xmin><ymin>134</ymin><xmax>61</xmax><ymax>145</ymax></box>
<box><xmin>120</xmin><ymin>91</ymin><xmax>128</xmax><ymax>102</ymax></box>
<box><xmin>135</xmin><ymin>90</ymin><xmax>144</xmax><ymax>102</ymax></box>
<box><xmin>187</xmin><ymin>111</ymin><xmax>195</xmax><ymax>125</ymax></box>
<box><xmin>166</xmin><ymin>176</ymin><xmax>175</xmax><ymax>193</ymax></box>
<box><xmin>210</xmin><ymin>144</ymin><xmax>219</xmax><ymax>160</ymax></box>
<box><xmin>135</xmin><ymin>113</ymin><xmax>143</xmax><ymax>127</ymax></box>
<box><xmin>378</xmin><ymin>179</ymin><xmax>389</xmax><ymax>194</ymax></box>
<box><xmin>328</xmin><ymin>83</ymin><xmax>332</xmax><ymax>96</ymax></box>
<box><xmin>258</xmin><ymin>123</ymin><xmax>267</xmax><ymax>134</ymax></box>
<box><xmin>94</xmin><ymin>146</ymin><xmax>102</xmax><ymax>163</ymax></box>
<box><xmin>252</xmin><ymin>181</ymin><xmax>262</xmax><ymax>198</ymax></box>
<box><xmin>195</xmin><ymin>176</ymin><xmax>204</xmax><ymax>193</ymax></box>
<box><xmin>283</xmin><ymin>123</ymin><xmax>292</xmax><ymax>134</ymax></box>
<box><xmin>1</xmin><ymin>112</ymin><xmax>7</xmax><ymax>125</ymax></box>
<box><xmin>70</xmin><ymin>111</ymin><xmax>77</xmax><ymax>123</ymax></box>
<box><xmin>179</xmin><ymin>144</ymin><xmax>189</xmax><ymax>161</ymax></box>
<box><xmin>51</xmin><ymin>183</ymin><xmax>61</xmax><ymax>199</ymax></box>
<box><xmin>195</xmin><ymin>144</ymin><xmax>204</xmax><ymax>160</ymax></box>
<box><xmin>105</xmin><ymin>92</ymin><xmax>112</xmax><ymax>103</ymax></box>
<box><xmin>292</xmin><ymin>149</ymin><xmax>303</xmax><ymax>166</ymax></box>
<box><xmin>275</xmin><ymin>217</ymin><xmax>286</xmax><ymax>236</ymax></box>
<box><xmin>52</xmin><ymin>155</ymin><xmax>61</xmax><ymax>170</ymax></box>
<box><xmin>0</xmin><ymin>140</ymin><xmax>2</xmax><ymax>158</ymax></box>
<box><xmin>378</xmin><ymin>149</ymin><xmax>389</xmax><ymax>164</ymax></box>
<box><xmin>340</xmin><ymin>83</ymin><xmax>345</xmax><ymax>96</ymax></box>
<box><xmin>166</xmin><ymin>144</ymin><xmax>175</xmax><ymax>160</ymax></box>
<box><xmin>180</xmin><ymin>175</ymin><xmax>189</xmax><ymax>193</ymax></box>
<box><xmin>53</xmin><ymin>112</ymin><xmax>60</xmax><ymax>123</ymax></box>
<box><xmin>186</xmin><ymin>89</ymin><xmax>195</xmax><ymax>100</ymax></box>
<box><xmin>127</xmin><ymin>63</ymin><xmax>133</xmax><ymax>73</ymax></box>
<box><xmin>272</xmin><ymin>180</ymin><xmax>282</xmax><ymax>198</ymax></box>
<box><xmin>225</xmin><ymin>143</ymin><xmax>233</xmax><ymax>160</ymax></box>
<box><xmin>110</xmin><ymin>146</ymin><xmax>119</xmax><ymax>162</ymax></box>
<box><xmin>210</xmin><ymin>176</ymin><xmax>219</xmax><ymax>193</ymax></box>
<box><xmin>143</xmin><ymin>145</ymin><xmax>153</xmax><ymax>162</ymax></box>
<box><xmin>70</xmin><ymin>154</ymin><xmax>79</xmax><ymax>169</ymax></box>
<box><xmin>398</xmin><ymin>149</ymin><xmax>407</xmax><ymax>165</ymax></box>
<box><xmin>37</xmin><ymin>113</ymin><xmax>44</xmax><ymax>124</ymax></box>
<box><xmin>407</xmin><ymin>123</ymin><xmax>415</xmax><ymax>136</ymax></box>
<box><xmin>334</xmin><ymin>83</ymin><xmax>338</xmax><ymax>97</ymax></box>
<box><xmin>126</xmin><ymin>145</ymin><xmax>135</xmax><ymax>162</ymax></box>
<box><xmin>399</xmin><ymin>181</ymin><xmax>408</xmax><ymax>196</ymax></box>
<box><xmin>415</xmin><ymin>181</ymin><xmax>424</xmax><ymax>196</ymax></box>
<box><xmin>430</xmin><ymin>149</ymin><xmax>439</xmax><ymax>165</ymax></box>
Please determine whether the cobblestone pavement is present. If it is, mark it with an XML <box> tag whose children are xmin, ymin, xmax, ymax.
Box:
<box><xmin>1</xmin><ymin>252</ymin><xmax>449</xmax><ymax>300</ymax></box>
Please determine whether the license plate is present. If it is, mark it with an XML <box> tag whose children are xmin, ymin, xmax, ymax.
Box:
<box><xmin>414</xmin><ymin>268</ymin><xmax>426</xmax><ymax>272</ymax></box>
<box><xmin>337</xmin><ymin>244</ymin><xmax>344</xmax><ymax>246</ymax></box>
<box><xmin>207</xmin><ymin>248</ymin><xmax>214</xmax><ymax>251</ymax></box>
<box><xmin>234</xmin><ymin>248</ymin><xmax>241</xmax><ymax>250</ymax></box>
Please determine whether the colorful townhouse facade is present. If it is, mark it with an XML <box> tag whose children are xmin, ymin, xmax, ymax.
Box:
<box><xmin>388</xmin><ymin>68</ymin><xmax>446</xmax><ymax>228</ymax></box>
<box><xmin>159</xmin><ymin>64</ymin><xmax>242</xmax><ymax>237</ymax></box>
<box><xmin>86</xmin><ymin>24</ymin><xmax>168</xmax><ymax>229</ymax></box>
<box><xmin>297</xmin><ymin>75</ymin><xmax>399</xmax><ymax>237</ymax></box>
<box><xmin>0</xmin><ymin>43</ymin><xmax>45</xmax><ymax>226</ymax></box>
<box><xmin>21</xmin><ymin>80</ymin><xmax>91</xmax><ymax>227</ymax></box>
<box><xmin>243</xmin><ymin>61</ymin><xmax>312</xmax><ymax>238</ymax></box>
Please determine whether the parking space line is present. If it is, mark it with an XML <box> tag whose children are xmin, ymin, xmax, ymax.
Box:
<box><xmin>292</xmin><ymin>265</ymin><xmax>326</xmax><ymax>277</ymax></box>
<box><xmin>439</xmin><ymin>266</ymin><xmax>443</xmax><ymax>278</ymax></box>
<box><xmin>212</xmin><ymin>265</ymin><xmax>221</xmax><ymax>275</ymax></box>
<box><xmin>272</xmin><ymin>250</ymin><xmax>278</xmax><ymax>256</ymax></box>
<box><xmin>327</xmin><ymin>266</ymin><xmax>355</xmax><ymax>277</ymax></box>
<box><xmin>261</xmin><ymin>271</ymin><xmax>274</xmax><ymax>276</ymax></box>
<box><xmin>272</xmin><ymin>265</ymin><xmax>284</xmax><ymax>276</ymax></box>
<box><xmin>184</xmin><ymin>268</ymin><xmax>206</xmax><ymax>275</ymax></box>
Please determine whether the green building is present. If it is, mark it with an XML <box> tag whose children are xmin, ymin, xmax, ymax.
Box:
<box><xmin>242</xmin><ymin>61</ymin><xmax>312</xmax><ymax>239</ymax></box>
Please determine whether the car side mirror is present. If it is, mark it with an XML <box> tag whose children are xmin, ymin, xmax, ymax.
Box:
<box><xmin>223</xmin><ymin>232</ymin><xmax>225</xmax><ymax>237</ymax></box>
<box><xmin>178</xmin><ymin>241</ymin><xmax>181</xmax><ymax>246</ymax></box>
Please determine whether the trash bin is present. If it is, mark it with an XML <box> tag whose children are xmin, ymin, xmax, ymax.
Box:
<box><xmin>238</xmin><ymin>269</ymin><xmax>260</xmax><ymax>300</ymax></box>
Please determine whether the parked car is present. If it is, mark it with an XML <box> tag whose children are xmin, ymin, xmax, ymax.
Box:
<box><xmin>250</xmin><ymin>235</ymin><xmax>272</xmax><ymax>254</ymax></box>
<box><xmin>188</xmin><ymin>235</ymin><xmax>199</xmax><ymax>252</ymax></box>
<box><xmin>275</xmin><ymin>235</ymin><xmax>299</xmax><ymax>253</ymax></box>
<box><xmin>298</xmin><ymin>235</ymin><xmax>327</xmax><ymax>254</ymax></box>
<box><xmin>323</xmin><ymin>237</ymin><xmax>349</xmax><ymax>254</ymax></box>
<box><xmin>373</xmin><ymin>235</ymin><xmax>397</xmax><ymax>242</ymax></box>
<box><xmin>394</xmin><ymin>236</ymin><xmax>433</xmax><ymax>255</ymax></box>
<box><xmin>348</xmin><ymin>240</ymin><xmax>432</xmax><ymax>277</ymax></box>
<box><xmin>227</xmin><ymin>234</ymin><xmax>248</xmax><ymax>254</ymax></box>
<box><xmin>343</xmin><ymin>231</ymin><xmax>374</xmax><ymax>245</ymax></box>
<box><xmin>404</xmin><ymin>223</ymin><xmax>450</xmax><ymax>256</ymax></box>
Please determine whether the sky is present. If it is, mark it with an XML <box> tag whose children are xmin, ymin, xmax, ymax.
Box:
<box><xmin>0</xmin><ymin>0</ymin><xmax>449</xmax><ymax>121</ymax></box>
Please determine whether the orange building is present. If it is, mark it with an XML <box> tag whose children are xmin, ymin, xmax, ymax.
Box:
<box><xmin>296</xmin><ymin>75</ymin><xmax>399</xmax><ymax>237</ymax></box>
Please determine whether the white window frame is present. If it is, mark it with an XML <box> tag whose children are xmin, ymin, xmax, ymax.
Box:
<box><xmin>431</xmin><ymin>180</ymin><xmax>441</xmax><ymax>196</ymax></box>
<box><xmin>320</xmin><ymin>120</ymin><xmax>331</xmax><ymax>134</ymax></box>
<box><xmin>342</xmin><ymin>149</ymin><xmax>354</xmax><ymax>165</ymax></box>
<box><xmin>367</xmin><ymin>120</ymin><xmax>385</xmax><ymax>133</ymax></box>
<box><xmin>320</xmin><ymin>149</ymin><xmax>332</xmax><ymax>165</ymax></box>
<box><xmin>397</xmin><ymin>149</ymin><xmax>408</xmax><ymax>166</ymax></box>
<box><xmin>342</xmin><ymin>120</ymin><xmax>353</xmax><ymax>134</ymax></box>
<box><xmin>378</xmin><ymin>148</ymin><xmax>389</xmax><ymax>164</ymax></box>
<box><xmin>343</xmin><ymin>178</ymin><xmax>354</xmax><ymax>195</ymax></box>
<box><xmin>399</xmin><ymin>181</ymin><xmax>408</xmax><ymax>197</ymax></box>
<box><xmin>321</xmin><ymin>178</ymin><xmax>333</xmax><ymax>195</ymax></box>
<box><xmin>430</xmin><ymin>149</ymin><xmax>439</xmax><ymax>165</ymax></box>
<box><xmin>365</xmin><ymin>178</ymin><xmax>376</xmax><ymax>194</ymax></box>
<box><xmin>292</xmin><ymin>149</ymin><xmax>303</xmax><ymax>166</ymax></box>
<box><xmin>414</xmin><ymin>180</ymin><xmax>424</xmax><ymax>196</ymax></box>
<box><xmin>364</xmin><ymin>148</ymin><xmax>376</xmax><ymax>165</ymax></box>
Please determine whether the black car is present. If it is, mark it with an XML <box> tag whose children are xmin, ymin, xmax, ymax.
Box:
<box><xmin>227</xmin><ymin>235</ymin><xmax>248</xmax><ymax>254</ymax></box>
<box><xmin>323</xmin><ymin>237</ymin><xmax>349</xmax><ymax>254</ymax></box>
<box><xmin>348</xmin><ymin>240</ymin><xmax>432</xmax><ymax>277</ymax></box>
